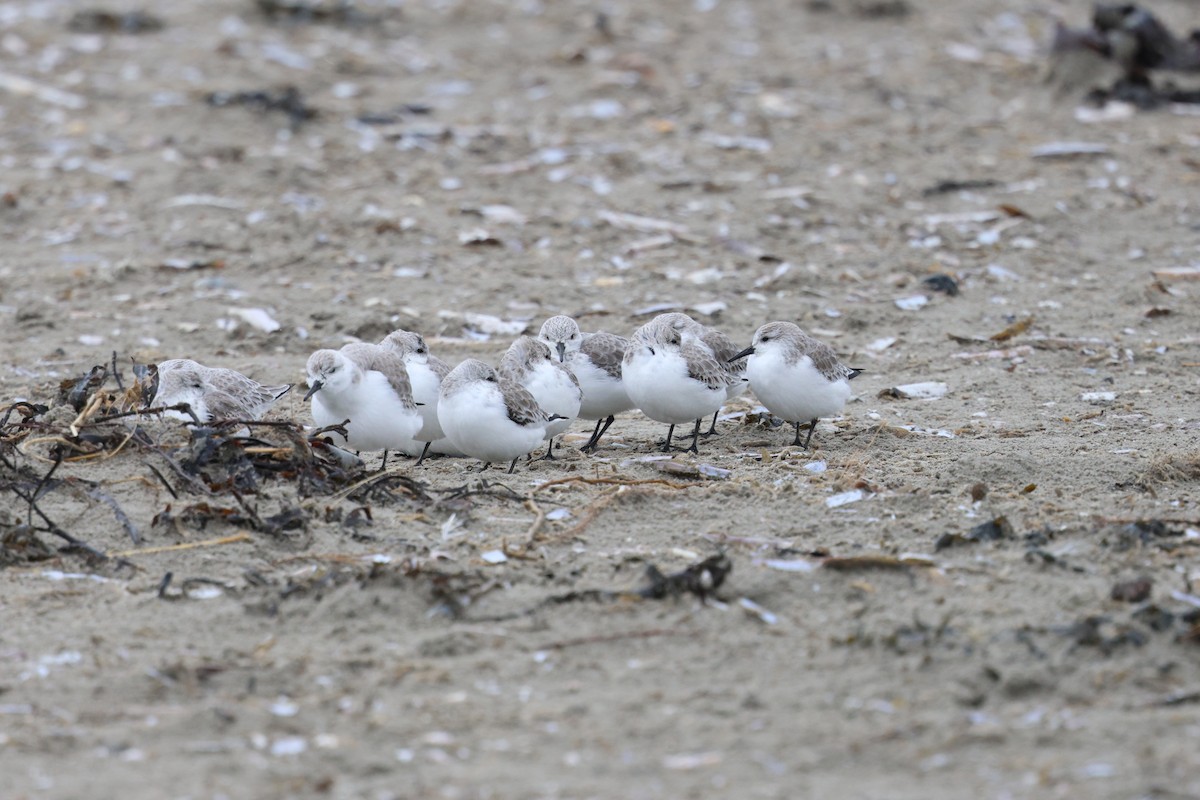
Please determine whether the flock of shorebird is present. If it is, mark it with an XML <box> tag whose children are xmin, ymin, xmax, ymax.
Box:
<box><xmin>151</xmin><ymin>313</ymin><xmax>860</xmax><ymax>473</ymax></box>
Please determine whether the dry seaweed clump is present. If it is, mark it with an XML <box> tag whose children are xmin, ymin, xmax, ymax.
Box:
<box><xmin>1136</xmin><ymin>452</ymin><xmax>1200</xmax><ymax>489</ymax></box>
<box><xmin>1</xmin><ymin>357</ymin><xmax>365</xmax><ymax>566</ymax></box>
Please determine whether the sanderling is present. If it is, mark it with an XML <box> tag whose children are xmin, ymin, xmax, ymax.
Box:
<box><xmin>538</xmin><ymin>315</ymin><xmax>633</xmax><ymax>453</ymax></box>
<box><xmin>657</xmin><ymin>312</ymin><xmax>749</xmax><ymax>435</ymax></box>
<box><xmin>729</xmin><ymin>321</ymin><xmax>860</xmax><ymax>449</ymax></box>
<box><xmin>379</xmin><ymin>329</ymin><xmax>459</xmax><ymax>464</ymax></box>
<box><xmin>622</xmin><ymin>314</ymin><xmax>731</xmax><ymax>454</ymax></box>
<box><xmin>499</xmin><ymin>336</ymin><xmax>581</xmax><ymax>459</ymax></box>
<box><xmin>437</xmin><ymin>358</ymin><xmax>550</xmax><ymax>473</ymax></box>
<box><xmin>153</xmin><ymin>359</ymin><xmax>290</xmax><ymax>422</ymax></box>
<box><xmin>304</xmin><ymin>346</ymin><xmax>422</xmax><ymax>464</ymax></box>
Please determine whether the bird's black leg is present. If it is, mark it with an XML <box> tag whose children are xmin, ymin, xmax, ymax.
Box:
<box><xmin>702</xmin><ymin>409</ymin><xmax>720</xmax><ymax>437</ymax></box>
<box><xmin>582</xmin><ymin>416</ymin><xmax>617</xmax><ymax>453</ymax></box>
<box><xmin>791</xmin><ymin>421</ymin><xmax>803</xmax><ymax>447</ymax></box>
<box><xmin>538</xmin><ymin>438</ymin><xmax>558</xmax><ymax>460</ymax></box>
<box><xmin>580</xmin><ymin>418</ymin><xmax>604</xmax><ymax>452</ymax></box>
<box><xmin>683</xmin><ymin>418</ymin><xmax>702</xmax><ymax>454</ymax></box>
<box><xmin>481</xmin><ymin>461</ymin><xmax>491</xmax><ymax>472</ymax></box>
<box><xmin>381</xmin><ymin>450</ymin><xmax>389</xmax><ymax>469</ymax></box>
<box><xmin>507</xmin><ymin>457</ymin><xmax>520</xmax><ymax>474</ymax></box>
<box><xmin>802</xmin><ymin>418</ymin><xmax>817</xmax><ymax>449</ymax></box>
<box><xmin>414</xmin><ymin>441</ymin><xmax>432</xmax><ymax>467</ymax></box>
<box><xmin>660</xmin><ymin>424</ymin><xmax>676</xmax><ymax>453</ymax></box>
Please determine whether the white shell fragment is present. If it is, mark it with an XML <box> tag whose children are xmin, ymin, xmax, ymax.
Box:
<box><xmin>662</xmin><ymin>751</ymin><xmax>724</xmax><ymax>770</ymax></box>
<box><xmin>825</xmin><ymin>489</ymin><xmax>868</xmax><ymax>508</ymax></box>
<box><xmin>227</xmin><ymin>307</ymin><xmax>282</xmax><ymax>333</ymax></box>
<box><xmin>184</xmin><ymin>584</ymin><xmax>225</xmax><ymax>600</ymax></box>
<box><xmin>896</xmin><ymin>425</ymin><xmax>956</xmax><ymax>438</ymax></box>
<box><xmin>760</xmin><ymin>558</ymin><xmax>818</xmax><ymax>573</ymax></box>
<box><xmin>269</xmin><ymin>737</ymin><xmax>308</xmax><ymax>757</ymax></box>
<box><xmin>597</xmin><ymin>209</ymin><xmax>694</xmax><ymax>238</ymax></box>
<box><xmin>1080</xmin><ymin>391</ymin><xmax>1117</xmax><ymax>405</ymax></box>
<box><xmin>1152</xmin><ymin>266</ymin><xmax>1200</xmax><ymax>281</ymax></box>
<box><xmin>688</xmin><ymin>301</ymin><xmax>728</xmax><ymax>317</ymax></box>
<box><xmin>1030</xmin><ymin>141</ymin><xmax>1110</xmax><ymax>159</ymax></box>
<box><xmin>738</xmin><ymin>597</ymin><xmax>779</xmax><ymax>625</ymax></box>
<box><xmin>42</xmin><ymin>571</ymin><xmax>109</xmax><ymax>583</ymax></box>
<box><xmin>697</xmin><ymin>463</ymin><xmax>732</xmax><ymax>480</ymax></box>
<box><xmin>480</xmin><ymin>550</ymin><xmax>508</xmax><ymax>565</ymax></box>
<box><xmin>890</xmin><ymin>382</ymin><xmax>949</xmax><ymax>400</ymax></box>
<box><xmin>269</xmin><ymin>697</ymin><xmax>299</xmax><ymax>717</ymax></box>
<box><xmin>476</xmin><ymin>204</ymin><xmax>527</xmax><ymax>225</ymax></box>
<box><xmin>922</xmin><ymin>210</ymin><xmax>1001</xmax><ymax>227</ymax></box>
<box><xmin>164</xmin><ymin>194</ymin><xmax>245</xmax><ymax>210</ymax></box>
<box><xmin>865</xmin><ymin>337</ymin><xmax>897</xmax><ymax>352</ymax></box>
<box><xmin>894</xmin><ymin>295</ymin><xmax>929</xmax><ymax>311</ymax></box>
<box><xmin>699</xmin><ymin>133</ymin><xmax>772</xmax><ymax>152</ymax></box>
<box><xmin>632</xmin><ymin>302</ymin><xmax>683</xmax><ymax>317</ymax></box>
<box><xmin>986</xmin><ymin>263</ymin><xmax>1024</xmax><ymax>281</ymax></box>
<box><xmin>0</xmin><ymin>70</ymin><xmax>87</xmax><ymax>108</ymax></box>
<box><xmin>438</xmin><ymin>311</ymin><xmax>528</xmax><ymax>338</ymax></box>
<box><xmin>457</xmin><ymin>228</ymin><xmax>500</xmax><ymax>245</ymax></box>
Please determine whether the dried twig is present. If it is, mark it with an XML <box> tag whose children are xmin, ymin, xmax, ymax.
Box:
<box><xmin>532</xmin><ymin>475</ymin><xmax>696</xmax><ymax>494</ymax></box>
<box><xmin>538</xmin><ymin>628</ymin><xmax>688</xmax><ymax>650</ymax></box>
<box><xmin>523</xmin><ymin>497</ymin><xmax>546</xmax><ymax>540</ymax></box>
<box><xmin>111</xmin><ymin>532</ymin><xmax>252</xmax><ymax>558</ymax></box>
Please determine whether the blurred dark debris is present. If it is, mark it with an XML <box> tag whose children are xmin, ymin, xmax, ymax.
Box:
<box><xmin>159</xmin><ymin>421</ymin><xmax>362</xmax><ymax>500</ymax></box>
<box><xmin>255</xmin><ymin>0</ymin><xmax>378</xmax><ymax>25</ymax></box>
<box><xmin>432</xmin><ymin>479</ymin><xmax>527</xmax><ymax>509</ymax></box>
<box><xmin>347</xmin><ymin>473</ymin><xmax>432</xmax><ymax>508</ymax></box>
<box><xmin>1</xmin><ymin>523</ymin><xmax>57</xmax><ymax>565</ymax></box>
<box><xmin>935</xmin><ymin>515</ymin><xmax>1013</xmax><ymax>552</ymax></box>
<box><xmin>1111</xmin><ymin>576</ymin><xmax>1154</xmax><ymax>603</ymax></box>
<box><xmin>1131</xmin><ymin>603</ymin><xmax>1175</xmax><ymax>632</ymax></box>
<box><xmin>460</xmin><ymin>552</ymin><xmax>734</xmax><ymax>623</ymax></box>
<box><xmin>59</xmin><ymin>365</ymin><xmax>111</xmax><ymax>412</ymax></box>
<box><xmin>239</xmin><ymin>556</ymin><xmax>489</xmax><ymax>618</ymax></box>
<box><xmin>882</xmin><ymin>612</ymin><xmax>959</xmax><ymax>656</ymax></box>
<box><xmin>206</xmin><ymin>87</ymin><xmax>318</xmax><ymax>127</ymax></box>
<box><xmin>355</xmin><ymin>104</ymin><xmax>435</xmax><ymax>125</ymax></box>
<box><xmin>922</xmin><ymin>178</ymin><xmax>1000</xmax><ymax>197</ymax></box>
<box><xmin>807</xmin><ymin>0</ymin><xmax>910</xmax><ymax>18</ymax></box>
<box><xmin>67</xmin><ymin>9</ymin><xmax>165</xmax><ymax>34</ymax></box>
<box><xmin>1050</xmin><ymin>3</ymin><xmax>1200</xmax><ymax>109</ymax></box>
<box><xmin>326</xmin><ymin>505</ymin><xmax>376</xmax><ymax>540</ymax></box>
<box><xmin>922</xmin><ymin>273</ymin><xmax>960</xmax><ymax>296</ymax></box>
<box><xmin>1104</xmin><ymin>518</ymin><xmax>1189</xmax><ymax>551</ymax></box>
<box><xmin>639</xmin><ymin>553</ymin><xmax>731</xmax><ymax>601</ymax></box>
<box><xmin>153</xmin><ymin>499</ymin><xmax>307</xmax><ymax>540</ymax></box>
<box><xmin>1061</xmin><ymin>615</ymin><xmax>1148</xmax><ymax>654</ymax></box>
<box><xmin>1017</xmin><ymin>597</ymin><xmax>1200</xmax><ymax>657</ymax></box>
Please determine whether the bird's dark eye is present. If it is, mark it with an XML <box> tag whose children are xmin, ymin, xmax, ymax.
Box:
<box><xmin>417</xmin><ymin>348</ymin><xmax>425</xmax><ymax>354</ymax></box>
<box><xmin>191</xmin><ymin>382</ymin><xmax>203</xmax><ymax>389</ymax></box>
<box><xmin>761</xmin><ymin>335</ymin><xmax>771</xmax><ymax>342</ymax></box>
